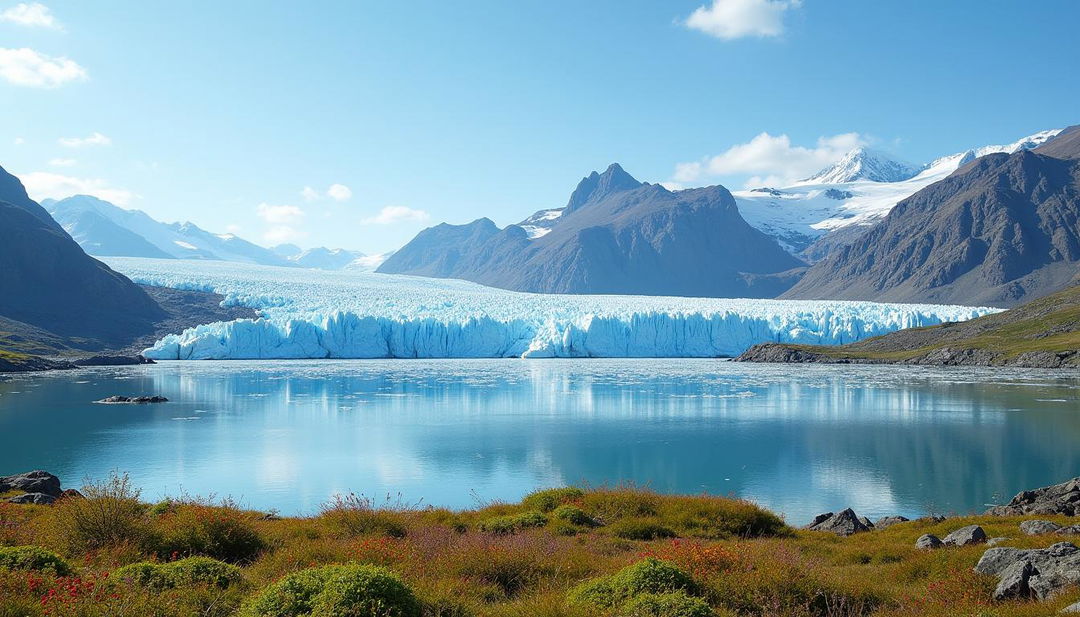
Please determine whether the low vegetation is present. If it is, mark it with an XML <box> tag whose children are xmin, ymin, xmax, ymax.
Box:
<box><xmin>1</xmin><ymin>474</ymin><xmax>1078</xmax><ymax>616</ymax></box>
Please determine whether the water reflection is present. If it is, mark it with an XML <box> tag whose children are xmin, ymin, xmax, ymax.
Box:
<box><xmin>0</xmin><ymin>360</ymin><xmax>1078</xmax><ymax>522</ymax></box>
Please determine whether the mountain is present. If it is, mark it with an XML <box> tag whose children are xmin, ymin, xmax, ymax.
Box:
<box><xmin>733</xmin><ymin>129</ymin><xmax>1063</xmax><ymax>257</ymax></box>
<box><xmin>288</xmin><ymin>247</ymin><xmax>366</xmax><ymax>270</ymax></box>
<box><xmin>782</xmin><ymin>126</ymin><xmax>1080</xmax><ymax>307</ymax></box>
<box><xmin>739</xmin><ymin>282</ymin><xmax>1080</xmax><ymax>368</ymax></box>
<box><xmin>0</xmin><ymin>166</ymin><xmax>164</xmax><ymax>346</ymax></box>
<box><xmin>271</xmin><ymin>243</ymin><xmax>303</xmax><ymax>258</ymax></box>
<box><xmin>379</xmin><ymin>164</ymin><xmax>806</xmax><ymax>297</ymax></box>
<box><xmin>45</xmin><ymin>195</ymin><xmax>293</xmax><ymax>266</ymax></box>
<box><xmin>801</xmin><ymin>147</ymin><xmax>920</xmax><ymax>184</ymax></box>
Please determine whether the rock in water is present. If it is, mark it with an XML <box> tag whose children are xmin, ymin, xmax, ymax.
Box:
<box><xmin>1021</xmin><ymin>520</ymin><xmax>1064</xmax><ymax>535</ymax></box>
<box><xmin>916</xmin><ymin>534</ymin><xmax>943</xmax><ymax>550</ymax></box>
<box><xmin>987</xmin><ymin>478</ymin><xmax>1080</xmax><ymax>516</ymax></box>
<box><xmin>942</xmin><ymin>525</ymin><xmax>987</xmax><ymax>546</ymax></box>
<box><xmin>805</xmin><ymin>508</ymin><xmax>873</xmax><ymax>536</ymax></box>
<box><xmin>0</xmin><ymin>470</ymin><xmax>61</xmax><ymax>497</ymax></box>
<box><xmin>976</xmin><ymin>542</ymin><xmax>1080</xmax><ymax>601</ymax></box>
<box><xmin>96</xmin><ymin>395</ymin><xmax>168</xmax><ymax>404</ymax></box>
<box><xmin>875</xmin><ymin>515</ymin><xmax>910</xmax><ymax>529</ymax></box>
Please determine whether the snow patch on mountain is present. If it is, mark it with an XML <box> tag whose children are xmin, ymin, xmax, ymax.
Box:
<box><xmin>799</xmin><ymin>147</ymin><xmax>920</xmax><ymax>184</ymax></box>
<box><xmin>103</xmin><ymin>257</ymin><xmax>998</xmax><ymax>360</ymax></box>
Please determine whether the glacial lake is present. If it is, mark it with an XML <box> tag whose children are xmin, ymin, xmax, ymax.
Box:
<box><xmin>1</xmin><ymin>360</ymin><xmax>1078</xmax><ymax>524</ymax></box>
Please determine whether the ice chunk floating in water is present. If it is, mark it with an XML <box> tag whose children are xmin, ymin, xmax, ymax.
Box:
<box><xmin>105</xmin><ymin>258</ymin><xmax>1001</xmax><ymax>360</ymax></box>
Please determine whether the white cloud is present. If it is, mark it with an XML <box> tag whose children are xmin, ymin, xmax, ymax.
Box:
<box><xmin>263</xmin><ymin>225</ymin><xmax>307</xmax><ymax>244</ymax></box>
<box><xmin>0</xmin><ymin>2</ymin><xmax>61</xmax><ymax>29</ymax></box>
<box><xmin>58</xmin><ymin>131</ymin><xmax>110</xmax><ymax>148</ymax></box>
<box><xmin>20</xmin><ymin>171</ymin><xmax>135</xmax><ymax>205</ymax></box>
<box><xmin>256</xmin><ymin>203</ymin><xmax>305</xmax><ymax>224</ymax></box>
<box><xmin>672</xmin><ymin>131</ymin><xmax>865</xmax><ymax>188</ymax></box>
<box><xmin>0</xmin><ymin>47</ymin><xmax>86</xmax><ymax>87</ymax></box>
<box><xmin>47</xmin><ymin>157</ymin><xmax>75</xmax><ymax>167</ymax></box>
<box><xmin>300</xmin><ymin>186</ymin><xmax>319</xmax><ymax>202</ymax></box>
<box><xmin>13</xmin><ymin>136</ymin><xmax>24</xmax><ymax>145</ymax></box>
<box><xmin>361</xmin><ymin>206</ymin><xmax>430</xmax><ymax>225</ymax></box>
<box><xmin>684</xmin><ymin>0</ymin><xmax>801</xmax><ymax>40</ymax></box>
<box><xmin>327</xmin><ymin>183</ymin><xmax>352</xmax><ymax>201</ymax></box>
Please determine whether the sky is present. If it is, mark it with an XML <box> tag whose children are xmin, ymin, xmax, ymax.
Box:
<box><xmin>1</xmin><ymin>0</ymin><xmax>1078</xmax><ymax>253</ymax></box>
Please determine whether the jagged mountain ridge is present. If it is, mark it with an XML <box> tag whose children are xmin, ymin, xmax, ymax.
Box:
<box><xmin>782</xmin><ymin>125</ymin><xmax>1080</xmax><ymax>307</ymax></box>
<box><xmin>379</xmin><ymin>164</ymin><xmax>806</xmax><ymax>297</ymax></box>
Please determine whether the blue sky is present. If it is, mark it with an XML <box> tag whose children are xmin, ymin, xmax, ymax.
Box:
<box><xmin>1</xmin><ymin>0</ymin><xmax>1077</xmax><ymax>253</ymax></box>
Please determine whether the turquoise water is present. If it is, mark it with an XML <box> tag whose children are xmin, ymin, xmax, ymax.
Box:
<box><xmin>1</xmin><ymin>360</ymin><xmax>1078</xmax><ymax>524</ymax></box>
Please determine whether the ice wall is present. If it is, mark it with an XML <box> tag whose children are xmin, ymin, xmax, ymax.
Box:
<box><xmin>105</xmin><ymin>258</ymin><xmax>1000</xmax><ymax>360</ymax></box>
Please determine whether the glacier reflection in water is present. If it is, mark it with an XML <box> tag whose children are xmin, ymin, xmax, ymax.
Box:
<box><xmin>0</xmin><ymin>360</ymin><xmax>1078</xmax><ymax>523</ymax></box>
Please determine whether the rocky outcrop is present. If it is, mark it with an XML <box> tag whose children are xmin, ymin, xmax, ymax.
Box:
<box><xmin>875</xmin><ymin>515</ymin><xmax>910</xmax><ymax>530</ymax></box>
<box><xmin>987</xmin><ymin>477</ymin><xmax>1080</xmax><ymax>516</ymax></box>
<box><xmin>975</xmin><ymin>542</ymin><xmax>1080</xmax><ymax>601</ymax></box>
<box><xmin>1021</xmin><ymin>520</ymin><xmax>1064</xmax><ymax>535</ymax></box>
<box><xmin>805</xmin><ymin>508</ymin><xmax>873</xmax><ymax>536</ymax></box>
<box><xmin>95</xmin><ymin>395</ymin><xmax>168</xmax><ymax>404</ymax></box>
<box><xmin>72</xmin><ymin>355</ymin><xmax>154</xmax><ymax>366</ymax></box>
<box><xmin>942</xmin><ymin>525</ymin><xmax>986</xmax><ymax>547</ymax></box>
<box><xmin>1</xmin><ymin>471</ymin><xmax>62</xmax><ymax>504</ymax></box>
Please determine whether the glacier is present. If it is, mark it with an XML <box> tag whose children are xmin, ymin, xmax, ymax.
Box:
<box><xmin>104</xmin><ymin>257</ymin><xmax>1001</xmax><ymax>360</ymax></box>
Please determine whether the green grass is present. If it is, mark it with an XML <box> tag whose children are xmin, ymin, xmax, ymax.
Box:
<box><xmin>1</xmin><ymin>475</ymin><xmax>1079</xmax><ymax>617</ymax></box>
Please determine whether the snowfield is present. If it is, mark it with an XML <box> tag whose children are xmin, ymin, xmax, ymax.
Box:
<box><xmin>105</xmin><ymin>258</ymin><xmax>1000</xmax><ymax>360</ymax></box>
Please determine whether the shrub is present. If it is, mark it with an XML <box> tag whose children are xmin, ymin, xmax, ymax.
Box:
<box><xmin>479</xmin><ymin>511</ymin><xmax>548</xmax><ymax>535</ymax></box>
<box><xmin>579</xmin><ymin>488</ymin><xmax>661</xmax><ymax>522</ymax></box>
<box><xmin>153</xmin><ymin>501</ymin><xmax>267</xmax><ymax>564</ymax></box>
<box><xmin>112</xmin><ymin>556</ymin><xmax>242</xmax><ymax>589</ymax></box>
<box><xmin>44</xmin><ymin>472</ymin><xmax>152</xmax><ymax>554</ymax></box>
<box><xmin>568</xmin><ymin>558</ymin><xmax>698</xmax><ymax>609</ymax></box>
<box><xmin>609</xmin><ymin>519</ymin><xmax>676</xmax><ymax>541</ymax></box>
<box><xmin>621</xmin><ymin>592</ymin><xmax>715</xmax><ymax>617</ymax></box>
<box><xmin>521</xmin><ymin>487</ymin><xmax>585</xmax><ymax>513</ymax></box>
<box><xmin>657</xmin><ymin>496</ymin><xmax>788</xmax><ymax>540</ymax></box>
<box><xmin>244</xmin><ymin>563</ymin><xmax>419</xmax><ymax>617</ymax></box>
<box><xmin>320</xmin><ymin>494</ymin><xmax>408</xmax><ymax>539</ymax></box>
<box><xmin>0</xmin><ymin>545</ymin><xmax>72</xmax><ymax>575</ymax></box>
<box><xmin>552</xmin><ymin>505</ymin><xmax>598</xmax><ymax>527</ymax></box>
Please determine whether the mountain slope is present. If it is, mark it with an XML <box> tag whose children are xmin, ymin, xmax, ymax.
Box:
<box><xmin>0</xmin><ymin>166</ymin><xmax>164</xmax><ymax>345</ymax></box>
<box><xmin>289</xmin><ymin>247</ymin><xmax>366</xmax><ymax>270</ymax></box>
<box><xmin>46</xmin><ymin>195</ymin><xmax>292</xmax><ymax>266</ymax></box>
<box><xmin>801</xmin><ymin>147</ymin><xmax>920</xmax><ymax>184</ymax></box>
<box><xmin>782</xmin><ymin>126</ymin><xmax>1080</xmax><ymax>307</ymax></box>
<box><xmin>380</xmin><ymin>164</ymin><xmax>805</xmax><ymax>297</ymax></box>
<box><xmin>739</xmin><ymin>283</ymin><xmax>1080</xmax><ymax>368</ymax></box>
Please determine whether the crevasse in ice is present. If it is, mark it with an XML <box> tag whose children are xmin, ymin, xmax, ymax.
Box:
<box><xmin>104</xmin><ymin>257</ymin><xmax>1001</xmax><ymax>360</ymax></box>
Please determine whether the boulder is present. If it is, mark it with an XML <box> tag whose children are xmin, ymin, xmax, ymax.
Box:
<box><xmin>95</xmin><ymin>395</ymin><xmax>168</xmax><ymax>404</ymax></box>
<box><xmin>987</xmin><ymin>478</ymin><xmax>1080</xmax><ymax>516</ymax></box>
<box><xmin>987</xmin><ymin>537</ymin><xmax>1009</xmax><ymax>546</ymax></box>
<box><xmin>1058</xmin><ymin>525</ymin><xmax>1080</xmax><ymax>536</ymax></box>
<box><xmin>975</xmin><ymin>542</ymin><xmax>1080</xmax><ymax>601</ymax></box>
<box><xmin>4</xmin><ymin>492</ymin><xmax>56</xmax><ymax>505</ymax></box>
<box><xmin>60</xmin><ymin>488</ymin><xmax>84</xmax><ymax>500</ymax></box>
<box><xmin>1021</xmin><ymin>520</ymin><xmax>1063</xmax><ymax>535</ymax></box>
<box><xmin>1062</xmin><ymin>601</ymin><xmax>1080</xmax><ymax>613</ymax></box>
<box><xmin>993</xmin><ymin>560</ymin><xmax>1038</xmax><ymax>601</ymax></box>
<box><xmin>0</xmin><ymin>470</ymin><xmax>61</xmax><ymax>497</ymax></box>
<box><xmin>805</xmin><ymin>508</ymin><xmax>873</xmax><ymax>536</ymax></box>
<box><xmin>916</xmin><ymin>534</ymin><xmax>943</xmax><ymax>550</ymax></box>
<box><xmin>943</xmin><ymin>525</ymin><xmax>987</xmax><ymax>546</ymax></box>
<box><xmin>875</xmin><ymin>515</ymin><xmax>910</xmax><ymax>530</ymax></box>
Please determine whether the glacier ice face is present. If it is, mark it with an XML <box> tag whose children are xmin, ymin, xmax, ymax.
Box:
<box><xmin>104</xmin><ymin>257</ymin><xmax>1001</xmax><ymax>360</ymax></box>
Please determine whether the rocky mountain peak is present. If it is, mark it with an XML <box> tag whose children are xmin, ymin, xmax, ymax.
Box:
<box><xmin>565</xmin><ymin>162</ymin><xmax>642</xmax><ymax>211</ymax></box>
<box><xmin>802</xmin><ymin>148</ymin><xmax>920</xmax><ymax>184</ymax></box>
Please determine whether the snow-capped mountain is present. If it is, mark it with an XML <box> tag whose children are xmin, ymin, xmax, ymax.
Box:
<box><xmin>799</xmin><ymin>147</ymin><xmax>920</xmax><ymax>184</ymax></box>
<box><xmin>733</xmin><ymin>128</ymin><xmax>1064</xmax><ymax>258</ymax></box>
<box><xmin>288</xmin><ymin>247</ymin><xmax>365</xmax><ymax>270</ymax></box>
<box><xmin>45</xmin><ymin>195</ymin><xmax>293</xmax><ymax>266</ymax></box>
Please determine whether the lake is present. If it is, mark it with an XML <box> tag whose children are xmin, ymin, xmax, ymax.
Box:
<box><xmin>1</xmin><ymin>360</ymin><xmax>1077</xmax><ymax>524</ymax></box>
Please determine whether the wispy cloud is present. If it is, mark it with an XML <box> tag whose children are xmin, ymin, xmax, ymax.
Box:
<box><xmin>672</xmin><ymin>131</ymin><xmax>865</xmax><ymax>188</ymax></box>
<box><xmin>361</xmin><ymin>206</ymin><xmax>430</xmax><ymax>225</ymax></box>
<box><xmin>326</xmin><ymin>183</ymin><xmax>352</xmax><ymax>202</ymax></box>
<box><xmin>13</xmin><ymin>137</ymin><xmax>24</xmax><ymax>145</ymax></box>
<box><xmin>300</xmin><ymin>186</ymin><xmax>319</xmax><ymax>202</ymax></box>
<box><xmin>20</xmin><ymin>171</ymin><xmax>135</xmax><ymax>205</ymax></box>
<box><xmin>263</xmin><ymin>225</ymin><xmax>307</xmax><ymax>244</ymax></box>
<box><xmin>58</xmin><ymin>131</ymin><xmax>111</xmax><ymax>148</ymax></box>
<box><xmin>256</xmin><ymin>203</ymin><xmax>305</xmax><ymax>224</ymax></box>
<box><xmin>0</xmin><ymin>2</ymin><xmax>61</xmax><ymax>29</ymax></box>
<box><xmin>0</xmin><ymin>47</ymin><xmax>86</xmax><ymax>87</ymax></box>
<box><xmin>684</xmin><ymin>0</ymin><xmax>801</xmax><ymax>40</ymax></box>
<box><xmin>47</xmin><ymin>157</ymin><xmax>76</xmax><ymax>167</ymax></box>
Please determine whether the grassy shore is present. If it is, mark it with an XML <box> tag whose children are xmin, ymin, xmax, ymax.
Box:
<box><xmin>0</xmin><ymin>475</ymin><xmax>1077</xmax><ymax>617</ymax></box>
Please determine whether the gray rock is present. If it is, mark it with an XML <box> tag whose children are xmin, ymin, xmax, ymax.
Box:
<box><xmin>993</xmin><ymin>560</ymin><xmax>1037</xmax><ymax>601</ymax></box>
<box><xmin>943</xmin><ymin>524</ymin><xmax>987</xmax><ymax>546</ymax></box>
<box><xmin>987</xmin><ymin>477</ymin><xmax>1080</xmax><ymax>516</ymax></box>
<box><xmin>805</xmin><ymin>508</ymin><xmax>872</xmax><ymax>536</ymax></box>
<box><xmin>1058</xmin><ymin>525</ymin><xmax>1080</xmax><ymax>536</ymax></box>
<box><xmin>4</xmin><ymin>492</ymin><xmax>56</xmax><ymax>505</ymax></box>
<box><xmin>875</xmin><ymin>515</ymin><xmax>910</xmax><ymax>529</ymax></box>
<box><xmin>857</xmin><ymin>516</ymin><xmax>876</xmax><ymax>529</ymax></box>
<box><xmin>916</xmin><ymin>534</ymin><xmax>944</xmax><ymax>550</ymax></box>
<box><xmin>987</xmin><ymin>537</ymin><xmax>1010</xmax><ymax>546</ymax></box>
<box><xmin>96</xmin><ymin>395</ymin><xmax>168</xmax><ymax>404</ymax></box>
<box><xmin>976</xmin><ymin>542</ymin><xmax>1080</xmax><ymax>601</ymax></box>
<box><xmin>1062</xmin><ymin>600</ymin><xmax>1080</xmax><ymax>613</ymax></box>
<box><xmin>0</xmin><ymin>470</ymin><xmax>61</xmax><ymax>497</ymax></box>
<box><xmin>1021</xmin><ymin>520</ymin><xmax>1064</xmax><ymax>535</ymax></box>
